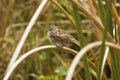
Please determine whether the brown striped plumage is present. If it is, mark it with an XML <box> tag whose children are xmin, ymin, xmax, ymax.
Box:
<box><xmin>47</xmin><ymin>24</ymin><xmax>80</xmax><ymax>48</ymax></box>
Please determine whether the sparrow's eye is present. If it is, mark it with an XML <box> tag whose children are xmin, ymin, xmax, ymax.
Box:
<box><xmin>49</xmin><ymin>26</ymin><xmax>53</xmax><ymax>30</ymax></box>
<box><xmin>49</xmin><ymin>24</ymin><xmax>55</xmax><ymax>30</ymax></box>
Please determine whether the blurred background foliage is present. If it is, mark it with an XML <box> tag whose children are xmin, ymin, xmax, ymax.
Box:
<box><xmin>0</xmin><ymin>0</ymin><xmax>120</xmax><ymax>80</ymax></box>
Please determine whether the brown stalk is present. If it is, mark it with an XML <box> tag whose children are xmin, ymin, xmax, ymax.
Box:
<box><xmin>69</xmin><ymin>0</ymin><xmax>103</xmax><ymax>29</ymax></box>
<box><xmin>92</xmin><ymin>0</ymin><xmax>101</xmax><ymax>18</ymax></box>
<box><xmin>111</xmin><ymin>3</ymin><xmax>120</xmax><ymax>41</ymax></box>
<box><xmin>87</xmin><ymin>0</ymin><xmax>96</xmax><ymax>16</ymax></box>
<box><xmin>69</xmin><ymin>0</ymin><xmax>114</xmax><ymax>42</ymax></box>
<box><xmin>111</xmin><ymin>3</ymin><xmax>120</xmax><ymax>26</ymax></box>
<box><xmin>51</xmin><ymin>0</ymin><xmax>76</xmax><ymax>28</ymax></box>
<box><xmin>0</xmin><ymin>0</ymin><xmax>15</xmax><ymax>47</ymax></box>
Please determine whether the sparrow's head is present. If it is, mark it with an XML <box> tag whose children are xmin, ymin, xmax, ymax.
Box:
<box><xmin>48</xmin><ymin>24</ymin><xmax>57</xmax><ymax>31</ymax></box>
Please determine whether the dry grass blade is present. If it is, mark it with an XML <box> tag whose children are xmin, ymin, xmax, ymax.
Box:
<box><xmin>69</xmin><ymin>0</ymin><xmax>103</xmax><ymax>30</ymax></box>
<box><xmin>4</xmin><ymin>45</ymin><xmax>78</xmax><ymax>80</ymax></box>
<box><xmin>0</xmin><ymin>0</ymin><xmax>15</xmax><ymax>47</ymax></box>
<box><xmin>51</xmin><ymin>0</ymin><xmax>76</xmax><ymax>28</ymax></box>
<box><xmin>87</xmin><ymin>0</ymin><xmax>96</xmax><ymax>16</ymax></box>
<box><xmin>66</xmin><ymin>41</ymin><xmax>120</xmax><ymax>80</ymax></box>
<box><xmin>111</xmin><ymin>3</ymin><xmax>120</xmax><ymax>28</ymax></box>
<box><xmin>6</xmin><ymin>0</ymin><xmax>48</xmax><ymax>73</ymax></box>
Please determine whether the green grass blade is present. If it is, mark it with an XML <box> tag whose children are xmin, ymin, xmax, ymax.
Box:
<box><xmin>72</xmin><ymin>6</ymin><xmax>92</xmax><ymax>80</ymax></box>
<box><xmin>97</xmin><ymin>0</ymin><xmax>110</xmax><ymax>80</ymax></box>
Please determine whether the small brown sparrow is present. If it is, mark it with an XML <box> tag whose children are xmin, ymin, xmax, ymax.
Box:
<box><xmin>47</xmin><ymin>24</ymin><xmax>80</xmax><ymax>48</ymax></box>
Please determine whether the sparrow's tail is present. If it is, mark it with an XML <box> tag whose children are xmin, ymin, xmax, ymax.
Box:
<box><xmin>72</xmin><ymin>38</ymin><xmax>80</xmax><ymax>47</ymax></box>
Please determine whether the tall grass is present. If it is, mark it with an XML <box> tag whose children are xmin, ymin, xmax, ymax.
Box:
<box><xmin>1</xmin><ymin>0</ymin><xmax>120</xmax><ymax>80</ymax></box>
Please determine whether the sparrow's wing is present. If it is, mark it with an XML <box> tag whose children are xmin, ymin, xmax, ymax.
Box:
<box><xmin>56</xmin><ymin>28</ymin><xmax>80</xmax><ymax>46</ymax></box>
<box><xmin>63</xmin><ymin>34</ymin><xmax>80</xmax><ymax>46</ymax></box>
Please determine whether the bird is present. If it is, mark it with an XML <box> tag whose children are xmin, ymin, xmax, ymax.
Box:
<box><xmin>47</xmin><ymin>24</ymin><xmax>80</xmax><ymax>48</ymax></box>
